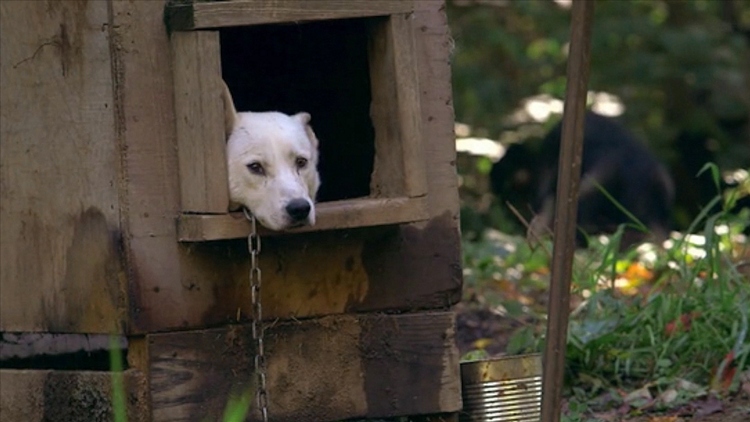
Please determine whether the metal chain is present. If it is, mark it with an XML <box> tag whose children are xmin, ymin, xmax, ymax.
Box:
<box><xmin>243</xmin><ymin>208</ymin><xmax>269</xmax><ymax>422</ymax></box>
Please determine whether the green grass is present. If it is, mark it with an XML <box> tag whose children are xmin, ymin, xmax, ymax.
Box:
<box><xmin>220</xmin><ymin>388</ymin><xmax>254</xmax><ymax>422</ymax></box>
<box><xmin>109</xmin><ymin>335</ymin><xmax>127</xmax><ymax>422</ymax></box>
<box><xmin>460</xmin><ymin>177</ymin><xmax>750</xmax><ymax>417</ymax></box>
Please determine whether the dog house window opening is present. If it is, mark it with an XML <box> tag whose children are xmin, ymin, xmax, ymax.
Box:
<box><xmin>220</xmin><ymin>19</ymin><xmax>376</xmax><ymax>203</ymax></box>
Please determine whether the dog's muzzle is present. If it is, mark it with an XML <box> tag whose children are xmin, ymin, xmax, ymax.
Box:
<box><xmin>285</xmin><ymin>198</ymin><xmax>312</xmax><ymax>225</ymax></box>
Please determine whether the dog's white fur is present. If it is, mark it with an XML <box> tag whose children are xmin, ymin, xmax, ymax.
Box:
<box><xmin>222</xmin><ymin>82</ymin><xmax>321</xmax><ymax>230</ymax></box>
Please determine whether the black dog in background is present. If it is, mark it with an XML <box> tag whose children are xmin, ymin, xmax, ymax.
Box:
<box><xmin>491</xmin><ymin>112</ymin><xmax>675</xmax><ymax>247</ymax></box>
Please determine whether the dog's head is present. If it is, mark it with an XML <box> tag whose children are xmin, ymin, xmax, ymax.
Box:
<box><xmin>222</xmin><ymin>83</ymin><xmax>321</xmax><ymax>230</ymax></box>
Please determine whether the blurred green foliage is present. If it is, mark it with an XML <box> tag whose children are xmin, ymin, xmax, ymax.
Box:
<box><xmin>447</xmin><ymin>0</ymin><xmax>750</xmax><ymax>168</ymax></box>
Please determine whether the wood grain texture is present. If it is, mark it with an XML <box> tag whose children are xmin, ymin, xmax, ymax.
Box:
<box><xmin>0</xmin><ymin>369</ymin><xmax>149</xmax><ymax>422</ymax></box>
<box><xmin>110</xmin><ymin>0</ymin><xmax>192</xmax><ymax>332</ymax></box>
<box><xmin>149</xmin><ymin>311</ymin><xmax>461</xmax><ymax>422</ymax></box>
<box><xmin>0</xmin><ymin>0</ymin><xmax>126</xmax><ymax>333</ymax></box>
<box><xmin>368</xmin><ymin>15</ymin><xmax>428</xmax><ymax>199</ymax></box>
<box><xmin>413</xmin><ymin>0</ymin><xmax>461</xmax><ymax>219</ymax></box>
<box><xmin>170</xmin><ymin>30</ymin><xmax>228</xmax><ymax>213</ymax></box>
<box><xmin>177</xmin><ymin>196</ymin><xmax>429</xmax><ymax>241</ymax></box>
<box><xmin>166</xmin><ymin>0</ymin><xmax>416</xmax><ymax>30</ymax></box>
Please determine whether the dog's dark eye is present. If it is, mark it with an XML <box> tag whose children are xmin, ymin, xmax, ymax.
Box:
<box><xmin>247</xmin><ymin>162</ymin><xmax>265</xmax><ymax>176</ymax></box>
<box><xmin>295</xmin><ymin>157</ymin><xmax>308</xmax><ymax>169</ymax></box>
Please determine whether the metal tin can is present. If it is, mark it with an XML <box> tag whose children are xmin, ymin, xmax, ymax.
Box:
<box><xmin>459</xmin><ymin>354</ymin><xmax>542</xmax><ymax>422</ymax></box>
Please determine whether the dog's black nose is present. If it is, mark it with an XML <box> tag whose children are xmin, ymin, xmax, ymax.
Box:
<box><xmin>285</xmin><ymin>199</ymin><xmax>311</xmax><ymax>222</ymax></box>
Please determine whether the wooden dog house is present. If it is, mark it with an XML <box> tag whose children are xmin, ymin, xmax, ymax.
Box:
<box><xmin>0</xmin><ymin>1</ymin><xmax>462</xmax><ymax>421</ymax></box>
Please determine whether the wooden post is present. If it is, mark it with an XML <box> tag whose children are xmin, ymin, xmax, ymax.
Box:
<box><xmin>541</xmin><ymin>1</ymin><xmax>595</xmax><ymax>422</ymax></box>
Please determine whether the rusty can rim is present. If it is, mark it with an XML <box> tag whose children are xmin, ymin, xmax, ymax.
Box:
<box><xmin>460</xmin><ymin>353</ymin><xmax>543</xmax><ymax>384</ymax></box>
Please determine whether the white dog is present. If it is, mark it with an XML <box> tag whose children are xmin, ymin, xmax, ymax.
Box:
<box><xmin>221</xmin><ymin>82</ymin><xmax>321</xmax><ymax>230</ymax></box>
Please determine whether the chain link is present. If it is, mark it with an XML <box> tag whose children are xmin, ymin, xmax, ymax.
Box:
<box><xmin>244</xmin><ymin>208</ymin><xmax>268</xmax><ymax>422</ymax></box>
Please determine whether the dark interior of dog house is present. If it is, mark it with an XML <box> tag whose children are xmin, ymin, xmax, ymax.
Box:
<box><xmin>220</xmin><ymin>18</ymin><xmax>377</xmax><ymax>203</ymax></box>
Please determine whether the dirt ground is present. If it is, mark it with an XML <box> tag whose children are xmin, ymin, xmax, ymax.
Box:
<box><xmin>454</xmin><ymin>304</ymin><xmax>750</xmax><ymax>422</ymax></box>
<box><xmin>623</xmin><ymin>394</ymin><xmax>750</xmax><ymax>422</ymax></box>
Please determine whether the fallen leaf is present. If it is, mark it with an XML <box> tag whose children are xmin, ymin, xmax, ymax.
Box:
<box><xmin>590</xmin><ymin>410</ymin><xmax>620</xmax><ymax>421</ymax></box>
<box><xmin>672</xmin><ymin>378</ymin><xmax>707</xmax><ymax>400</ymax></box>
<box><xmin>472</xmin><ymin>337</ymin><xmax>493</xmax><ymax>350</ymax></box>
<box><xmin>590</xmin><ymin>390</ymin><xmax>622</xmax><ymax>408</ymax></box>
<box><xmin>655</xmin><ymin>379</ymin><xmax>707</xmax><ymax>409</ymax></box>
<box><xmin>624</xmin><ymin>262</ymin><xmax>654</xmax><ymax>282</ymax></box>
<box><xmin>693</xmin><ymin>395</ymin><xmax>723</xmax><ymax>417</ymax></box>
<box><xmin>741</xmin><ymin>369</ymin><xmax>750</xmax><ymax>397</ymax></box>
<box><xmin>648</xmin><ymin>416</ymin><xmax>682</xmax><ymax>422</ymax></box>
<box><xmin>492</xmin><ymin>278</ymin><xmax>518</xmax><ymax>295</ymax></box>
<box><xmin>611</xmin><ymin>262</ymin><xmax>651</xmax><ymax>296</ymax></box>
<box><xmin>614</xmin><ymin>276</ymin><xmax>643</xmax><ymax>296</ymax></box>
<box><xmin>658</xmin><ymin>388</ymin><xmax>678</xmax><ymax>405</ymax></box>
<box><xmin>710</xmin><ymin>351</ymin><xmax>737</xmax><ymax>394</ymax></box>
<box><xmin>665</xmin><ymin>311</ymin><xmax>700</xmax><ymax>337</ymax></box>
<box><xmin>624</xmin><ymin>386</ymin><xmax>654</xmax><ymax>409</ymax></box>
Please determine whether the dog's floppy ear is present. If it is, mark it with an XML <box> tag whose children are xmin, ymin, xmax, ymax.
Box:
<box><xmin>220</xmin><ymin>80</ymin><xmax>238</xmax><ymax>140</ymax></box>
<box><xmin>293</xmin><ymin>112</ymin><xmax>319</xmax><ymax>149</ymax></box>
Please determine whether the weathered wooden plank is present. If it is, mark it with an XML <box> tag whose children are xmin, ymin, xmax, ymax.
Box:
<box><xmin>149</xmin><ymin>311</ymin><xmax>461</xmax><ymax>422</ymax></box>
<box><xmin>0</xmin><ymin>333</ymin><xmax>126</xmax><ymax>360</ymax></box>
<box><xmin>0</xmin><ymin>0</ymin><xmax>126</xmax><ymax>333</ymax></box>
<box><xmin>171</xmin><ymin>30</ymin><xmax>228</xmax><ymax>213</ymax></box>
<box><xmin>368</xmin><ymin>15</ymin><xmax>429</xmax><ymax>199</ymax></box>
<box><xmin>109</xmin><ymin>0</ymin><xmax>190</xmax><ymax>333</ymax></box>
<box><xmin>162</xmin><ymin>213</ymin><xmax>460</xmax><ymax>330</ymax></box>
<box><xmin>0</xmin><ymin>369</ymin><xmax>150</xmax><ymax>421</ymax></box>
<box><xmin>413</xmin><ymin>1</ymin><xmax>461</xmax><ymax>220</ymax></box>
<box><xmin>165</xmin><ymin>0</ymin><xmax>416</xmax><ymax>31</ymax></box>
<box><xmin>177</xmin><ymin>196</ymin><xmax>429</xmax><ymax>241</ymax></box>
